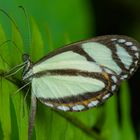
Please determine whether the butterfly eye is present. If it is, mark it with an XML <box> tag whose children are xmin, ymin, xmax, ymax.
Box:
<box><xmin>22</xmin><ymin>54</ymin><xmax>30</xmax><ymax>62</ymax></box>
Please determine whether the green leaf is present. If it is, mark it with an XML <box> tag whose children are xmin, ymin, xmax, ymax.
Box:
<box><xmin>102</xmin><ymin>96</ymin><xmax>121</xmax><ymax>140</ymax></box>
<box><xmin>0</xmin><ymin>24</ymin><xmax>9</xmax><ymax>71</ymax></box>
<box><xmin>0</xmin><ymin>79</ymin><xmax>12</xmax><ymax>140</ymax></box>
<box><xmin>11</xmin><ymin>23</ymin><xmax>24</xmax><ymax>64</ymax></box>
<box><xmin>30</xmin><ymin>18</ymin><xmax>44</xmax><ymax>61</ymax></box>
<box><xmin>120</xmin><ymin>81</ymin><xmax>136</xmax><ymax>140</ymax></box>
<box><xmin>0</xmin><ymin>26</ymin><xmax>11</xmax><ymax>140</ymax></box>
<box><xmin>0</xmin><ymin>22</ymin><xmax>28</xmax><ymax>140</ymax></box>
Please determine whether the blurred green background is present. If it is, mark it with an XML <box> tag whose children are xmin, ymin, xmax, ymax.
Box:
<box><xmin>0</xmin><ymin>0</ymin><xmax>140</xmax><ymax>140</ymax></box>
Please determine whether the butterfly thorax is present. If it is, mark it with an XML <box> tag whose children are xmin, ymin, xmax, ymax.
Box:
<box><xmin>22</xmin><ymin>54</ymin><xmax>33</xmax><ymax>81</ymax></box>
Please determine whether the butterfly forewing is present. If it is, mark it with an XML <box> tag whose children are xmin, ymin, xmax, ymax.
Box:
<box><xmin>23</xmin><ymin>35</ymin><xmax>140</xmax><ymax>111</ymax></box>
<box><xmin>33</xmin><ymin>35</ymin><xmax>140</xmax><ymax>80</ymax></box>
<box><xmin>91</xmin><ymin>35</ymin><xmax>140</xmax><ymax>80</ymax></box>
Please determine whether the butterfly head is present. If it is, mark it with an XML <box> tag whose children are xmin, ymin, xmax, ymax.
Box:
<box><xmin>22</xmin><ymin>54</ymin><xmax>33</xmax><ymax>81</ymax></box>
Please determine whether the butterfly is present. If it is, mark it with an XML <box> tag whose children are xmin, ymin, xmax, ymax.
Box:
<box><xmin>22</xmin><ymin>35</ymin><xmax>140</xmax><ymax>112</ymax></box>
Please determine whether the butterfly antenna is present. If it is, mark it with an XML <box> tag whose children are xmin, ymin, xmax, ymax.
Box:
<box><xmin>0</xmin><ymin>9</ymin><xmax>24</xmax><ymax>69</ymax></box>
<box><xmin>18</xmin><ymin>6</ymin><xmax>31</xmax><ymax>48</ymax></box>
<box><xmin>0</xmin><ymin>9</ymin><xmax>21</xmax><ymax>34</ymax></box>
<box><xmin>0</xmin><ymin>39</ymin><xmax>23</xmax><ymax>55</ymax></box>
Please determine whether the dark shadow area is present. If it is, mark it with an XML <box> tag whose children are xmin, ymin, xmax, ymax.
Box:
<box><xmin>90</xmin><ymin>0</ymin><xmax>140</xmax><ymax>138</ymax></box>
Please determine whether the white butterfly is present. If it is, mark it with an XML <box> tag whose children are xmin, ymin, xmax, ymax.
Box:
<box><xmin>22</xmin><ymin>35</ymin><xmax>140</xmax><ymax>112</ymax></box>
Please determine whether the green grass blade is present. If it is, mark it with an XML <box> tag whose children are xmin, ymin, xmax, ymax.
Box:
<box><xmin>102</xmin><ymin>96</ymin><xmax>121</xmax><ymax>140</ymax></box>
<box><xmin>0</xmin><ymin>79</ymin><xmax>12</xmax><ymax>140</ymax></box>
<box><xmin>120</xmin><ymin>81</ymin><xmax>136</xmax><ymax>140</ymax></box>
<box><xmin>11</xmin><ymin>23</ymin><xmax>28</xmax><ymax>140</ymax></box>
<box><xmin>0</xmin><ymin>25</ymin><xmax>11</xmax><ymax>140</ymax></box>
<box><xmin>30</xmin><ymin>18</ymin><xmax>44</xmax><ymax>61</ymax></box>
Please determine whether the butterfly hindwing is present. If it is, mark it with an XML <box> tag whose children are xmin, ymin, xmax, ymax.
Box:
<box><xmin>32</xmin><ymin>68</ymin><xmax>120</xmax><ymax>111</ymax></box>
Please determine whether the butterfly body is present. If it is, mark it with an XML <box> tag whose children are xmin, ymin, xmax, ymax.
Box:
<box><xmin>23</xmin><ymin>35</ymin><xmax>140</xmax><ymax>112</ymax></box>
